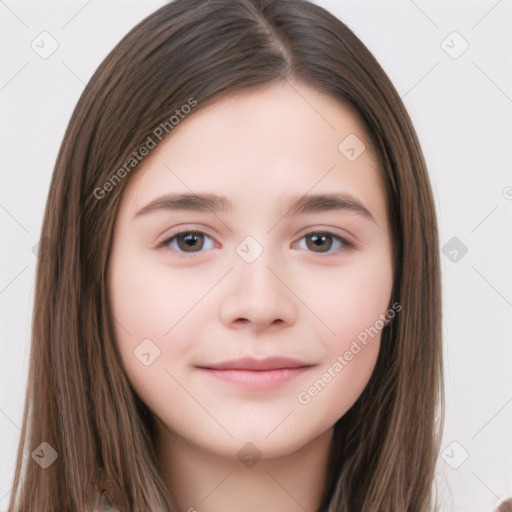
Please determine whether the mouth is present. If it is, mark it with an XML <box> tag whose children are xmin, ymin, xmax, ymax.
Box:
<box><xmin>196</xmin><ymin>357</ymin><xmax>315</xmax><ymax>391</ymax></box>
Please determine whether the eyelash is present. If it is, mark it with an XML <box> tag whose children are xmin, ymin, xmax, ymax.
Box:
<box><xmin>158</xmin><ymin>229</ymin><xmax>355</xmax><ymax>256</ymax></box>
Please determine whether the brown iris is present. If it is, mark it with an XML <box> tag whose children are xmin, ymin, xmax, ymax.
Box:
<box><xmin>305</xmin><ymin>233</ymin><xmax>334</xmax><ymax>253</ymax></box>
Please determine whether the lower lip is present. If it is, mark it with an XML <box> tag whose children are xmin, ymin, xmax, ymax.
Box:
<box><xmin>198</xmin><ymin>367</ymin><xmax>311</xmax><ymax>390</ymax></box>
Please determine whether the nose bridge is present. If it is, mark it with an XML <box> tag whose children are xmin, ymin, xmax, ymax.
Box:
<box><xmin>239</xmin><ymin>250</ymin><xmax>278</xmax><ymax>297</ymax></box>
<box><xmin>218</xmin><ymin>237</ymin><xmax>297</xmax><ymax>329</ymax></box>
<box><xmin>235</xmin><ymin>238</ymin><xmax>283</xmax><ymax>302</ymax></box>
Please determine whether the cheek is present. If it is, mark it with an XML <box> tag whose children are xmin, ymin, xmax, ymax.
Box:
<box><xmin>291</xmin><ymin>250</ymin><xmax>391</xmax><ymax>419</ymax></box>
<box><xmin>295</xmin><ymin>338</ymin><xmax>381</xmax><ymax>433</ymax></box>
<box><xmin>108</xmin><ymin>251</ymin><xmax>186</xmax><ymax>377</ymax></box>
<box><xmin>108</xmin><ymin>249</ymin><xmax>227</xmax><ymax>386</ymax></box>
<box><xmin>298</xmin><ymin>248</ymin><xmax>393</xmax><ymax>347</ymax></box>
<box><xmin>109</xmin><ymin>247</ymin><xmax>209</xmax><ymax>338</ymax></box>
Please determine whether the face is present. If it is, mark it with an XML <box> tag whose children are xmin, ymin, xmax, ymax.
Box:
<box><xmin>108</xmin><ymin>82</ymin><xmax>394</xmax><ymax>461</ymax></box>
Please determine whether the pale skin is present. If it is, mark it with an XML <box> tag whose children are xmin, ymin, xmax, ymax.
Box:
<box><xmin>108</xmin><ymin>81</ymin><xmax>394</xmax><ymax>511</ymax></box>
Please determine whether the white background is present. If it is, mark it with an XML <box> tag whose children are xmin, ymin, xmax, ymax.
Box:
<box><xmin>0</xmin><ymin>1</ymin><xmax>511</xmax><ymax>511</ymax></box>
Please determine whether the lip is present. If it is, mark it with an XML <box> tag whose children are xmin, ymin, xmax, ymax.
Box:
<box><xmin>197</xmin><ymin>357</ymin><xmax>314</xmax><ymax>391</ymax></box>
<box><xmin>198</xmin><ymin>356</ymin><xmax>312</xmax><ymax>371</ymax></box>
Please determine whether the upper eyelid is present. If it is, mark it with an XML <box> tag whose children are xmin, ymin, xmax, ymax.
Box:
<box><xmin>160</xmin><ymin>227</ymin><xmax>351</xmax><ymax>241</ymax></box>
<box><xmin>160</xmin><ymin>229</ymin><xmax>215</xmax><ymax>245</ymax></box>
<box><xmin>159</xmin><ymin>221</ymin><xmax>355</xmax><ymax>239</ymax></box>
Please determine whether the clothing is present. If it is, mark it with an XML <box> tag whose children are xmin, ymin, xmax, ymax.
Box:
<box><xmin>92</xmin><ymin>491</ymin><xmax>120</xmax><ymax>512</ymax></box>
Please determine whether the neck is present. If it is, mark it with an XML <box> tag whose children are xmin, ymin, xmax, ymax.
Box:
<box><xmin>156</xmin><ymin>425</ymin><xmax>333</xmax><ymax>512</ymax></box>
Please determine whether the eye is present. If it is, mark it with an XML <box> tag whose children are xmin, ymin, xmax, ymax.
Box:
<box><xmin>160</xmin><ymin>231</ymin><xmax>216</xmax><ymax>254</ymax></box>
<box><xmin>293</xmin><ymin>231</ymin><xmax>354</xmax><ymax>254</ymax></box>
<box><xmin>159</xmin><ymin>229</ymin><xmax>354</xmax><ymax>256</ymax></box>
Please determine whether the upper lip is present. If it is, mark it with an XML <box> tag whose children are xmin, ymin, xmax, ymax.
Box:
<box><xmin>198</xmin><ymin>357</ymin><xmax>313</xmax><ymax>371</ymax></box>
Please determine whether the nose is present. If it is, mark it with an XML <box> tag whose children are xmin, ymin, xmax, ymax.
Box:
<box><xmin>218</xmin><ymin>249</ymin><xmax>298</xmax><ymax>332</ymax></box>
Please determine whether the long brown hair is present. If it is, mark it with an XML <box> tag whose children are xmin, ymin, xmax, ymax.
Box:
<box><xmin>9</xmin><ymin>0</ymin><xmax>444</xmax><ymax>510</ymax></box>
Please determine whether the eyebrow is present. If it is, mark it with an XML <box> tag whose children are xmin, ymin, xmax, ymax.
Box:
<box><xmin>134</xmin><ymin>192</ymin><xmax>376</xmax><ymax>223</ymax></box>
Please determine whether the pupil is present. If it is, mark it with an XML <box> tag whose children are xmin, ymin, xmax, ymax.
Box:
<box><xmin>310</xmin><ymin>234</ymin><xmax>331</xmax><ymax>251</ymax></box>
<box><xmin>181</xmin><ymin>233</ymin><xmax>202</xmax><ymax>250</ymax></box>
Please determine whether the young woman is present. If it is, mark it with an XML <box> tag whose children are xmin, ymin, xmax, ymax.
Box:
<box><xmin>9</xmin><ymin>0</ymin><xmax>444</xmax><ymax>510</ymax></box>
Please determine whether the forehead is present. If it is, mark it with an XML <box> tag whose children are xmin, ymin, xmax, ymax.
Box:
<box><xmin>118</xmin><ymin>81</ymin><xmax>388</xmax><ymax>228</ymax></box>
